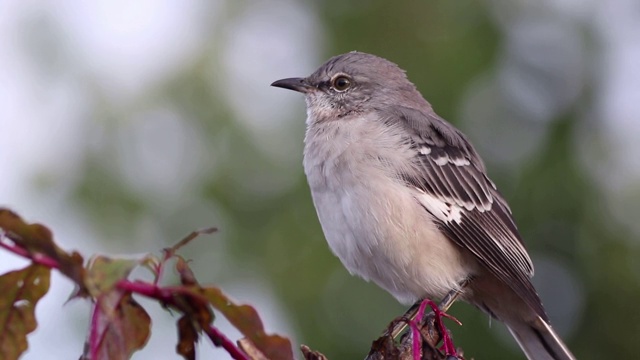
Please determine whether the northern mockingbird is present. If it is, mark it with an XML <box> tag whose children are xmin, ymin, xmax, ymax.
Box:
<box><xmin>271</xmin><ymin>51</ymin><xmax>575</xmax><ymax>360</ymax></box>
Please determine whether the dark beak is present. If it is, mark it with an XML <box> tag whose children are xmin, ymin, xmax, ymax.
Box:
<box><xmin>270</xmin><ymin>77</ymin><xmax>313</xmax><ymax>93</ymax></box>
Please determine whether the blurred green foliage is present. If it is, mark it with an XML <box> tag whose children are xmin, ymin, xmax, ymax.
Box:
<box><xmin>66</xmin><ymin>1</ymin><xmax>639</xmax><ymax>359</ymax></box>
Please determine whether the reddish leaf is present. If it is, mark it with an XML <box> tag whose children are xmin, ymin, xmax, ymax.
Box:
<box><xmin>0</xmin><ymin>264</ymin><xmax>51</xmax><ymax>360</ymax></box>
<box><xmin>0</xmin><ymin>209</ymin><xmax>55</xmax><ymax>253</ymax></box>
<box><xmin>0</xmin><ymin>208</ymin><xmax>84</xmax><ymax>288</ymax></box>
<box><xmin>197</xmin><ymin>287</ymin><xmax>294</xmax><ymax>360</ymax></box>
<box><xmin>87</xmin><ymin>290</ymin><xmax>151</xmax><ymax>360</ymax></box>
<box><xmin>176</xmin><ymin>315</ymin><xmax>198</xmax><ymax>360</ymax></box>
<box><xmin>85</xmin><ymin>255</ymin><xmax>139</xmax><ymax>298</ymax></box>
<box><xmin>175</xmin><ymin>256</ymin><xmax>198</xmax><ymax>286</ymax></box>
<box><xmin>171</xmin><ymin>258</ymin><xmax>214</xmax><ymax>326</ymax></box>
<box><xmin>238</xmin><ymin>338</ymin><xmax>269</xmax><ymax>360</ymax></box>
<box><xmin>172</xmin><ymin>291</ymin><xmax>214</xmax><ymax>331</ymax></box>
<box><xmin>171</xmin><ymin>279</ymin><xmax>214</xmax><ymax>360</ymax></box>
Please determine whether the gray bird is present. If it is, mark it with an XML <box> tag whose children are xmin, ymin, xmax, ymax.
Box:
<box><xmin>271</xmin><ymin>51</ymin><xmax>576</xmax><ymax>360</ymax></box>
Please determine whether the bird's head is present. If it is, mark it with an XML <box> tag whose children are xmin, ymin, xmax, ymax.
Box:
<box><xmin>271</xmin><ymin>51</ymin><xmax>428</xmax><ymax>123</ymax></box>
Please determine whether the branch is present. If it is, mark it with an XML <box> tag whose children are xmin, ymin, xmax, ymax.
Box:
<box><xmin>205</xmin><ymin>325</ymin><xmax>251</xmax><ymax>360</ymax></box>
<box><xmin>1</xmin><ymin>231</ymin><xmax>250</xmax><ymax>360</ymax></box>
<box><xmin>301</xmin><ymin>300</ymin><xmax>465</xmax><ymax>360</ymax></box>
<box><xmin>2</xmin><ymin>212</ymin><xmax>465</xmax><ymax>360</ymax></box>
<box><xmin>0</xmin><ymin>237</ymin><xmax>59</xmax><ymax>269</ymax></box>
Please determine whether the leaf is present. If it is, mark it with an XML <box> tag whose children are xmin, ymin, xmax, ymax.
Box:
<box><xmin>0</xmin><ymin>209</ymin><xmax>55</xmax><ymax>253</ymax></box>
<box><xmin>87</xmin><ymin>290</ymin><xmax>151</xmax><ymax>360</ymax></box>
<box><xmin>171</xmin><ymin>258</ymin><xmax>214</xmax><ymax>325</ymax></box>
<box><xmin>170</xmin><ymin>297</ymin><xmax>213</xmax><ymax>359</ymax></box>
<box><xmin>197</xmin><ymin>287</ymin><xmax>294</xmax><ymax>360</ymax></box>
<box><xmin>175</xmin><ymin>256</ymin><xmax>197</xmax><ymax>286</ymax></box>
<box><xmin>85</xmin><ymin>255</ymin><xmax>139</xmax><ymax>298</ymax></box>
<box><xmin>0</xmin><ymin>264</ymin><xmax>51</xmax><ymax>360</ymax></box>
<box><xmin>238</xmin><ymin>338</ymin><xmax>269</xmax><ymax>360</ymax></box>
<box><xmin>172</xmin><ymin>289</ymin><xmax>213</xmax><ymax>331</ymax></box>
<box><xmin>176</xmin><ymin>315</ymin><xmax>198</xmax><ymax>360</ymax></box>
<box><xmin>0</xmin><ymin>208</ymin><xmax>85</xmax><ymax>288</ymax></box>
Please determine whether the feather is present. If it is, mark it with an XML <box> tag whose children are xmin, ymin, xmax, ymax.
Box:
<box><xmin>380</xmin><ymin>105</ymin><xmax>545</xmax><ymax>319</ymax></box>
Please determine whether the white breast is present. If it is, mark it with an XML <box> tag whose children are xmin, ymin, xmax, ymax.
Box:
<box><xmin>303</xmin><ymin>114</ymin><xmax>473</xmax><ymax>304</ymax></box>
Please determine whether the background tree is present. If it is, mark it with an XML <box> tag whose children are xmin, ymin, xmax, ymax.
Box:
<box><xmin>1</xmin><ymin>1</ymin><xmax>639</xmax><ymax>359</ymax></box>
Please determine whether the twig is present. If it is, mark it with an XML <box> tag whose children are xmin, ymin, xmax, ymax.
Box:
<box><xmin>1</xmin><ymin>235</ymin><xmax>250</xmax><ymax>360</ymax></box>
<box><xmin>205</xmin><ymin>325</ymin><xmax>251</xmax><ymax>360</ymax></box>
<box><xmin>0</xmin><ymin>236</ymin><xmax>59</xmax><ymax>269</ymax></box>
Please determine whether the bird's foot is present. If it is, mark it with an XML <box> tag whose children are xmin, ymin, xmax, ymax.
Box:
<box><xmin>416</xmin><ymin>298</ymin><xmax>461</xmax><ymax>358</ymax></box>
<box><xmin>407</xmin><ymin>317</ymin><xmax>423</xmax><ymax>360</ymax></box>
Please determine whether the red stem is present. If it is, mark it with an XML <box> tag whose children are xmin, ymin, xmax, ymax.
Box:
<box><xmin>205</xmin><ymin>325</ymin><xmax>251</xmax><ymax>360</ymax></box>
<box><xmin>89</xmin><ymin>299</ymin><xmax>101</xmax><ymax>359</ymax></box>
<box><xmin>114</xmin><ymin>281</ymin><xmax>248</xmax><ymax>360</ymax></box>
<box><xmin>0</xmin><ymin>238</ymin><xmax>59</xmax><ymax>269</ymax></box>
<box><xmin>152</xmin><ymin>250</ymin><xmax>171</xmax><ymax>286</ymax></box>
<box><xmin>0</xmin><ymin>236</ymin><xmax>250</xmax><ymax>360</ymax></box>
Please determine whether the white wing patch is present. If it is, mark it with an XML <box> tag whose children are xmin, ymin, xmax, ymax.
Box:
<box><xmin>414</xmin><ymin>188</ymin><xmax>463</xmax><ymax>224</ymax></box>
<box><xmin>432</xmin><ymin>153</ymin><xmax>471</xmax><ymax>167</ymax></box>
<box><xmin>418</xmin><ymin>146</ymin><xmax>431</xmax><ymax>155</ymax></box>
<box><xmin>433</xmin><ymin>156</ymin><xmax>449</xmax><ymax>166</ymax></box>
<box><xmin>450</xmin><ymin>157</ymin><xmax>471</xmax><ymax>166</ymax></box>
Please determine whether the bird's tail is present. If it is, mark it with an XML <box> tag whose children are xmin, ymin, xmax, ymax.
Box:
<box><xmin>506</xmin><ymin>315</ymin><xmax>576</xmax><ymax>360</ymax></box>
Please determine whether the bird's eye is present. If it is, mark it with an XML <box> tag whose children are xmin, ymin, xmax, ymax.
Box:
<box><xmin>331</xmin><ymin>75</ymin><xmax>351</xmax><ymax>91</ymax></box>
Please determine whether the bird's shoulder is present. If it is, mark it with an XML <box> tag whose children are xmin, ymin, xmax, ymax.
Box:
<box><xmin>377</xmin><ymin>105</ymin><xmax>496</xmax><ymax>210</ymax></box>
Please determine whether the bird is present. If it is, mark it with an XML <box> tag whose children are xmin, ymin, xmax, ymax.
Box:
<box><xmin>271</xmin><ymin>51</ymin><xmax>576</xmax><ymax>360</ymax></box>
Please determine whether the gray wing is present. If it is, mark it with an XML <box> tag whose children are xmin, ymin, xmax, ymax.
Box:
<box><xmin>380</xmin><ymin>106</ymin><xmax>545</xmax><ymax>319</ymax></box>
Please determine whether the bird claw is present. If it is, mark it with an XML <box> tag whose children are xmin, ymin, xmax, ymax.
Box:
<box><xmin>415</xmin><ymin>298</ymin><xmax>460</xmax><ymax>358</ymax></box>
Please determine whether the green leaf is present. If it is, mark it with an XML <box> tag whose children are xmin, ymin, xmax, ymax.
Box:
<box><xmin>87</xmin><ymin>290</ymin><xmax>151</xmax><ymax>360</ymax></box>
<box><xmin>85</xmin><ymin>256</ymin><xmax>139</xmax><ymax>297</ymax></box>
<box><xmin>0</xmin><ymin>264</ymin><xmax>51</xmax><ymax>360</ymax></box>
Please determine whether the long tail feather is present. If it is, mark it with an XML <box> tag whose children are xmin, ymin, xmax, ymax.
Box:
<box><xmin>507</xmin><ymin>315</ymin><xmax>576</xmax><ymax>360</ymax></box>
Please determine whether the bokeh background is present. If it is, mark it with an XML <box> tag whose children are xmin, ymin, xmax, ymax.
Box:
<box><xmin>1</xmin><ymin>0</ymin><xmax>639</xmax><ymax>359</ymax></box>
